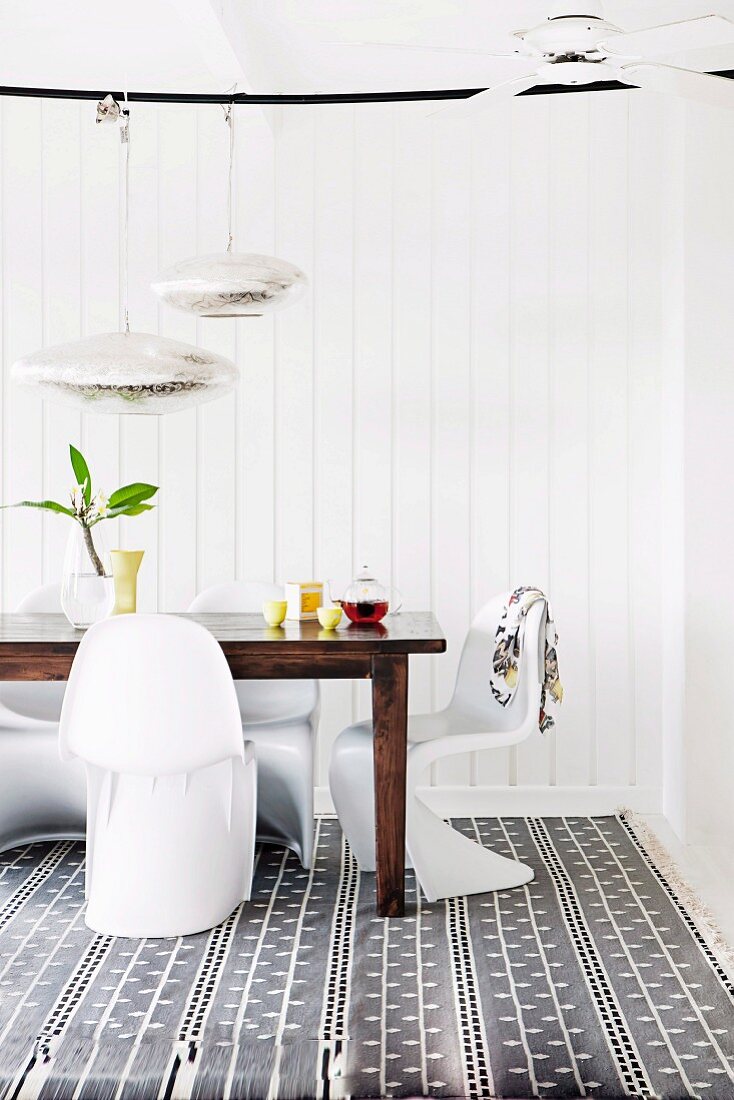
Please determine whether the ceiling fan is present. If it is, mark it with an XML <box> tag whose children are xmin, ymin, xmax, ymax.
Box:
<box><xmin>340</xmin><ymin>2</ymin><xmax>734</xmax><ymax>118</ymax></box>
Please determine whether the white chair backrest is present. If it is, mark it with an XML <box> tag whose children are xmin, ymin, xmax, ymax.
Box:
<box><xmin>188</xmin><ymin>581</ymin><xmax>283</xmax><ymax>613</ymax></box>
<box><xmin>188</xmin><ymin>582</ymin><xmax>318</xmax><ymax>723</ymax></box>
<box><xmin>17</xmin><ymin>582</ymin><xmax>62</xmax><ymax>613</ymax></box>
<box><xmin>0</xmin><ymin>584</ymin><xmax>65</xmax><ymax>723</ymax></box>
<box><xmin>60</xmin><ymin>614</ymin><xmax>244</xmax><ymax>775</ymax></box>
<box><xmin>450</xmin><ymin>592</ymin><xmax>545</xmax><ymax>732</ymax></box>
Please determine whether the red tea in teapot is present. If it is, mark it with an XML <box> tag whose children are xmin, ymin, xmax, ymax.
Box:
<box><xmin>336</xmin><ymin>566</ymin><xmax>401</xmax><ymax>625</ymax></box>
<box><xmin>342</xmin><ymin>599</ymin><xmax>389</xmax><ymax>624</ymax></box>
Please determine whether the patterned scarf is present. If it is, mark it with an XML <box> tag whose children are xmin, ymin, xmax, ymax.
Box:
<box><xmin>490</xmin><ymin>586</ymin><xmax>563</xmax><ymax>734</ymax></box>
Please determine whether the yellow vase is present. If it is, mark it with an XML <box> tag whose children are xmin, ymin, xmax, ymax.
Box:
<box><xmin>111</xmin><ymin>550</ymin><xmax>144</xmax><ymax>615</ymax></box>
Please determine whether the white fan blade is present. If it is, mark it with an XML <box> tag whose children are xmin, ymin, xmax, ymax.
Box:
<box><xmin>601</xmin><ymin>15</ymin><xmax>734</xmax><ymax>59</ymax></box>
<box><xmin>429</xmin><ymin>72</ymin><xmax>540</xmax><ymax>119</ymax></box>
<box><xmin>329</xmin><ymin>40</ymin><xmax>531</xmax><ymax>59</ymax></box>
<box><xmin>620</xmin><ymin>61</ymin><xmax>734</xmax><ymax>109</ymax></box>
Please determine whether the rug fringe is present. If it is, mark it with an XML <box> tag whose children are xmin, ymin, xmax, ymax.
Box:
<box><xmin>617</xmin><ymin>807</ymin><xmax>734</xmax><ymax>980</ymax></box>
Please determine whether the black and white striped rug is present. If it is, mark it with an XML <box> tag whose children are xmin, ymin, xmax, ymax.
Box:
<box><xmin>1</xmin><ymin>815</ymin><xmax>733</xmax><ymax>1100</ymax></box>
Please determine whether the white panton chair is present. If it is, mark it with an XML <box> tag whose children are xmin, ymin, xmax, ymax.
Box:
<box><xmin>60</xmin><ymin>613</ymin><xmax>256</xmax><ymax>937</ymax></box>
<box><xmin>329</xmin><ymin>594</ymin><xmax>546</xmax><ymax>901</ymax></box>
<box><xmin>189</xmin><ymin>582</ymin><xmax>319</xmax><ymax>868</ymax></box>
<box><xmin>0</xmin><ymin>583</ymin><xmax>86</xmax><ymax>853</ymax></box>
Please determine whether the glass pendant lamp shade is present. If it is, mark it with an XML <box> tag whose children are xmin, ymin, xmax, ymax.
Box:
<box><xmin>11</xmin><ymin>331</ymin><xmax>238</xmax><ymax>415</ymax></box>
<box><xmin>151</xmin><ymin>251</ymin><xmax>307</xmax><ymax>317</ymax></box>
<box><xmin>152</xmin><ymin>102</ymin><xmax>307</xmax><ymax>319</ymax></box>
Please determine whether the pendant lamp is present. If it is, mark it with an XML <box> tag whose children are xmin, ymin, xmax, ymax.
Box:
<box><xmin>12</xmin><ymin>99</ymin><xmax>238</xmax><ymax>414</ymax></box>
<box><xmin>151</xmin><ymin>104</ymin><xmax>307</xmax><ymax>317</ymax></box>
<box><xmin>14</xmin><ymin>331</ymin><xmax>238</xmax><ymax>414</ymax></box>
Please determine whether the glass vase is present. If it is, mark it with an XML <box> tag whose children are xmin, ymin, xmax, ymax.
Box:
<box><xmin>61</xmin><ymin>523</ymin><xmax>114</xmax><ymax>629</ymax></box>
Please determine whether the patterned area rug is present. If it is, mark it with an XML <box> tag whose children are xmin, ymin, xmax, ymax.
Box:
<box><xmin>1</xmin><ymin>815</ymin><xmax>733</xmax><ymax>1100</ymax></box>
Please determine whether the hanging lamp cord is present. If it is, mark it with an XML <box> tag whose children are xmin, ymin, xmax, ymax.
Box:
<box><xmin>121</xmin><ymin>91</ymin><xmax>131</xmax><ymax>333</ymax></box>
<box><xmin>226</xmin><ymin>103</ymin><xmax>234</xmax><ymax>253</ymax></box>
<box><xmin>223</xmin><ymin>85</ymin><xmax>237</xmax><ymax>253</ymax></box>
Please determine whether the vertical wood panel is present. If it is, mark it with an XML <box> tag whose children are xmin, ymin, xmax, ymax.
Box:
<box><xmin>195</xmin><ymin>106</ymin><xmax>237</xmax><ymax>594</ymax></box>
<box><xmin>275</xmin><ymin>108</ymin><xmax>316</xmax><ymax>585</ymax></box>
<box><xmin>234</xmin><ymin>111</ymin><xmax>276</xmax><ymax>585</ymax></box>
<box><xmin>313</xmin><ymin>104</ymin><xmax>355</xmax><ymax>783</ymax></box>
<box><xmin>352</xmin><ymin>104</ymin><xmax>394</xmax><ymax>723</ymax></box>
<box><xmin>510</xmin><ymin>97</ymin><xmax>552</xmax><ymax>786</ymax></box>
<box><xmin>393</xmin><ymin>104</ymin><xmax>433</xmax><ymax>719</ymax></box>
<box><xmin>628</xmin><ymin>94</ymin><xmax>663</xmax><ymax>791</ymax></box>
<box><xmin>431</xmin><ymin>117</ymin><xmax>472</xmax><ymax>786</ymax></box>
<box><xmin>120</xmin><ymin>104</ymin><xmax>159</xmax><ymax>612</ymax></box>
<box><xmin>157</xmin><ymin>106</ymin><xmax>198</xmax><ymax>611</ymax></box>
<box><xmin>589</xmin><ymin>96</ymin><xmax>634</xmax><ymax>787</ymax></box>
<box><xmin>548</xmin><ymin>95</ymin><xmax>593</xmax><ymax>788</ymax></box>
<box><xmin>471</xmin><ymin>108</ymin><xmax>512</xmax><ymax>787</ymax></box>
<box><xmin>2</xmin><ymin>99</ymin><xmax>44</xmax><ymax>610</ymax></box>
<box><xmin>42</xmin><ymin>100</ymin><xmax>82</xmax><ymax>582</ymax></box>
<box><xmin>80</xmin><ymin>105</ymin><xmax>120</xmax><ymax>541</ymax></box>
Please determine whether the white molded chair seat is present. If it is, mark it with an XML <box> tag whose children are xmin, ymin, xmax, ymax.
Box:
<box><xmin>60</xmin><ymin>613</ymin><xmax>257</xmax><ymax>938</ymax></box>
<box><xmin>189</xmin><ymin>582</ymin><xmax>319</xmax><ymax>868</ymax></box>
<box><xmin>329</xmin><ymin>594</ymin><xmax>546</xmax><ymax>902</ymax></box>
<box><xmin>0</xmin><ymin>583</ymin><xmax>86</xmax><ymax>853</ymax></box>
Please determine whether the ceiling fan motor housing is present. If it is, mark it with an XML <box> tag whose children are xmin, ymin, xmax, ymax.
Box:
<box><xmin>516</xmin><ymin>13</ymin><xmax>620</xmax><ymax>58</ymax></box>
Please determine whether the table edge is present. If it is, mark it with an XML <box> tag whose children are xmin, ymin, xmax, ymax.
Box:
<box><xmin>0</xmin><ymin>638</ymin><xmax>447</xmax><ymax>656</ymax></box>
<box><xmin>0</xmin><ymin>611</ymin><xmax>447</xmax><ymax>658</ymax></box>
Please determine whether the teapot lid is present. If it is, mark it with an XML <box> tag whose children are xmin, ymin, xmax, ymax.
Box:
<box><xmin>344</xmin><ymin>565</ymin><xmax>385</xmax><ymax>595</ymax></box>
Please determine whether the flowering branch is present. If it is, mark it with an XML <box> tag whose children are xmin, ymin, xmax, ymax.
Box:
<box><xmin>1</xmin><ymin>444</ymin><xmax>159</xmax><ymax>577</ymax></box>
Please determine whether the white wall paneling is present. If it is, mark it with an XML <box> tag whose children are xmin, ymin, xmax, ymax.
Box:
<box><xmin>627</xmin><ymin>95</ymin><xmax>664</xmax><ymax>797</ymax></box>
<box><xmin>660</xmin><ymin>103</ymin><xmax>686</xmax><ymax>841</ymax></box>
<box><xmin>547</xmin><ymin>93</ymin><xmax>591</xmax><ymax>792</ymax></box>
<box><xmin>392</xmin><ymin>103</ymin><xmax>433</xmax><ymax>742</ymax></box>
<box><xmin>352</xmin><ymin>104</ymin><xmax>394</xmax><ymax>728</ymax></box>
<box><xmin>510</xmin><ymin>96</ymin><xmax>551</xmax><ymax>789</ymax></box>
<box><xmin>0</xmin><ymin>92</ymin><xmax>667</xmax><ymax>807</ymax></box>
<box><xmin>80</xmin><ymin>98</ymin><xmax>121</xmax><ymax>560</ymax></box>
<box><xmin>157</xmin><ymin>106</ymin><xmax>198</xmax><ymax>613</ymax></box>
<box><xmin>674</xmin><ymin>100</ymin><xmax>734</xmax><ymax>845</ymax></box>
<box><xmin>2</xmin><ymin>98</ymin><xmax>44</xmax><ymax>609</ymax></box>
<box><xmin>312</xmin><ymin>104</ymin><xmax>355</xmax><ymax>782</ymax></box>
<box><xmin>42</xmin><ymin>100</ymin><xmax>82</xmax><ymax>584</ymax></box>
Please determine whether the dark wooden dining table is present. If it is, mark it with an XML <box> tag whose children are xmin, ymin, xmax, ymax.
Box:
<box><xmin>0</xmin><ymin>610</ymin><xmax>446</xmax><ymax>917</ymax></box>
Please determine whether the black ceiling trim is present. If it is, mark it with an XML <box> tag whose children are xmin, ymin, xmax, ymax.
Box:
<box><xmin>0</xmin><ymin>71</ymin><xmax>731</xmax><ymax>105</ymax></box>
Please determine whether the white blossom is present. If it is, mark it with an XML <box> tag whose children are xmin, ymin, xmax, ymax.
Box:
<box><xmin>92</xmin><ymin>491</ymin><xmax>109</xmax><ymax>518</ymax></box>
<box><xmin>70</xmin><ymin>483</ymin><xmax>86</xmax><ymax>514</ymax></box>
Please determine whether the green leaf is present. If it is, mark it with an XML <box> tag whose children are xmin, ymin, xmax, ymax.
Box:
<box><xmin>69</xmin><ymin>445</ymin><xmax>91</xmax><ymax>505</ymax></box>
<box><xmin>104</xmin><ymin>502</ymin><xmax>155</xmax><ymax>520</ymax></box>
<box><xmin>117</xmin><ymin>503</ymin><xmax>155</xmax><ymax>517</ymax></box>
<box><xmin>108</xmin><ymin>482</ymin><xmax>158</xmax><ymax>510</ymax></box>
<box><xmin>109</xmin><ymin>489</ymin><xmax>157</xmax><ymax>511</ymax></box>
<box><xmin>0</xmin><ymin>499</ymin><xmax>74</xmax><ymax>516</ymax></box>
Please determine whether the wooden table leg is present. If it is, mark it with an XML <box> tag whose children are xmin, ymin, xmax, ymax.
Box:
<box><xmin>372</xmin><ymin>653</ymin><xmax>408</xmax><ymax>917</ymax></box>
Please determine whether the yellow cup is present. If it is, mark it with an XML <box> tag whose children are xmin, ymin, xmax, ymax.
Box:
<box><xmin>263</xmin><ymin>599</ymin><xmax>287</xmax><ymax>627</ymax></box>
<box><xmin>317</xmin><ymin>606</ymin><xmax>343</xmax><ymax>630</ymax></box>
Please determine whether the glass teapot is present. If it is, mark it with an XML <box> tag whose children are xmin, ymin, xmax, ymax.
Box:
<box><xmin>336</xmin><ymin>566</ymin><xmax>402</xmax><ymax>624</ymax></box>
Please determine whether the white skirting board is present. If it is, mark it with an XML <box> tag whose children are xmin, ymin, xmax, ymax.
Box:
<box><xmin>314</xmin><ymin>785</ymin><xmax>662</xmax><ymax>817</ymax></box>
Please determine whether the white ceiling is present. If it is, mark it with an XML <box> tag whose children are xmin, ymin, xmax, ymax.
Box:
<box><xmin>0</xmin><ymin>0</ymin><xmax>244</xmax><ymax>93</ymax></box>
<box><xmin>3</xmin><ymin>0</ymin><xmax>734</xmax><ymax>95</ymax></box>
